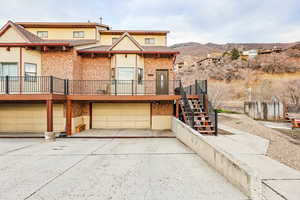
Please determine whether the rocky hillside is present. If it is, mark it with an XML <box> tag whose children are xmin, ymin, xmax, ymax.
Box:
<box><xmin>171</xmin><ymin>42</ymin><xmax>299</xmax><ymax>63</ymax></box>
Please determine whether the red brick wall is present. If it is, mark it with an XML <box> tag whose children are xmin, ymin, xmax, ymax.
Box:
<box><xmin>152</xmin><ymin>102</ymin><xmax>173</xmax><ymax>115</ymax></box>
<box><xmin>81</xmin><ymin>57</ymin><xmax>111</xmax><ymax>80</ymax></box>
<box><xmin>41</xmin><ymin>50</ymin><xmax>74</xmax><ymax>79</ymax></box>
<box><xmin>144</xmin><ymin>57</ymin><xmax>175</xmax><ymax>81</ymax></box>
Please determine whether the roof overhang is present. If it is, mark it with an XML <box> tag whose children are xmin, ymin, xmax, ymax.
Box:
<box><xmin>16</xmin><ymin>22</ymin><xmax>110</xmax><ymax>29</ymax></box>
<box><xmin>0</xmin><ymin>43</ymin><xmax>71</xmax><ymax>47</ymax></box>
<box><xmin>99</xmin><ymin>30</ymin><xmax>169</xmax><ymax>35</ymax></box>
<box><xmin>77</xmin><ymin>50</ymin><xmax>179</xmax><ymax>55</ymax></box>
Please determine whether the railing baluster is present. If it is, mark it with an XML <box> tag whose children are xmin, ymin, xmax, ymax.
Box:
<box><xmin>5</xmin><ymin>76</ymin><xmax>9</xmax><ymax>94</ymax></box>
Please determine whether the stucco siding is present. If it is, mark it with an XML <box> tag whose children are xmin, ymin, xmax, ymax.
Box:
<box><xmin>100</xmin><ymin>34</ymin><xmax>166</xmax><ymax>46</ymax></box>
<box><xmin>25</xmin><ymin>28</ymin><xmax>96</xmax><ymax>40</ymax></box>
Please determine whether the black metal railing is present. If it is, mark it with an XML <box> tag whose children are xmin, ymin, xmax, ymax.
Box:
<box><xmin>69</xmin><ymin>80</ymin><xmax>180</xmax><ymax>95</ymax></box>
<box><xmin>183</xmin><ymin>80</ymin><xmax>207</xmax><ymax>95</ymax></box>
<box><xmin>180</xmin><ymin>82</ymin><xmax>195</xmax><ymax>128</ymax></box>
<box><xmin>195</xmin><ymin>80</ymin><xmax>218</xmax><ymax>135</ymax></box>
<box><xmin>0</xmin><ymin>76</ymin><xmax>65</xmax><ymax>94</ymax></box>
<box><xmin>0</xmin><ymin>76</ymin><xmax>180</xmax><ymax>96</ymax></box>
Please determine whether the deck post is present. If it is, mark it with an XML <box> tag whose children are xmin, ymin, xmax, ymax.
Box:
<box><xmin>66</xmin><ymin>100</ymin><xmax>72</xmax><ymax>136</ymax></box>
<box><xmin>46</xmin><ymin>100</ymin><xmax>53</xmax><ymax>132</ymax></box>
<box><xmin>176</xmin><ymin>100</ymin><xmax>179</xmax><ymax>118</ymax></box>
<box><xmin>50</xmin><ymin>76</ymin><xmax>53</xmax><ymax>94</ymax></box>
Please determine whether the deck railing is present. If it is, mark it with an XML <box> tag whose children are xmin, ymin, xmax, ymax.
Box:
<box><xmin>0</xmin><ymin>76</ymin><xmax>180</xmax><ymax>95</ymax></box>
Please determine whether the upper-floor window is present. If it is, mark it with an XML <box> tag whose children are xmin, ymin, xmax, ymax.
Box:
<box><xmin>112</xmin><ymin>37</ymin><xmax>119</xmax><ymax>44</ymax></box>
<box><xmin>0</xmin><ymin>63</ymin><xmax>18</xmax><ymax>76</ymax></box>
<box><xmin>37</xmin><ymin>31</ymin><xmax>48</xmax><ymax>38</ymax></box>
<box><xmin>145</xmin><ymin>38</ymin><xmax>155</xmax><ymax>44</ymax></box>
<box><xmin>73</xmin><ymin>31</ymin><xmax>85</xmax><ymax>38</ymax></box>
<box><xmin>24</xmin><ymin>63</ymin><xmax>37</xmax><ymax>81</ymax></box>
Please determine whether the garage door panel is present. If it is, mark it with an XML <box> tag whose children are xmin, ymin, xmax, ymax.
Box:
<box><xmin>0</xmin><ymin>103</ymin><xmax>64</xmax><ymax>133</ymax></box>
<box><xmin>92</xmin><ymin>103</ymin><xmax>150</xmax><ymax>129</ymax></box>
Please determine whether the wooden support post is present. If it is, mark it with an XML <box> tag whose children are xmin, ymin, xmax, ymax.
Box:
<box><xmin>66</xmin><ymin>100</ymin><xmax>72</xmax><ymax>136</ymax></box>
<box><xmin>89</xmin><ymin>102</ymin><xmax>92</xmax><ymax>129</ymax></box>
<box><xmin>176</xmin><ymin>100</ymin><xmax>179</xmax><ymax>118</ymax></box>
<box><xmin>46</xmin><ymin>100</ymin><xmax>53</xmax><ymax>132</ymax></box>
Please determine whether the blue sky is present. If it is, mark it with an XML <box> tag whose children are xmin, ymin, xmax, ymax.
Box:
<box><xmin>1</xmin><ymin>0</ymin><xmax>300</xmax><ymax>45</ymax></box>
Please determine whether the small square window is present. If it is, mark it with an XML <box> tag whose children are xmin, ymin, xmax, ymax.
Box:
<box><xmin>145</xmin><ymin>38</ymin><xmax>155</xmax><ymax>44</ymax></box>
<box><xmin>73</xmin><ymin>31</ymin><xmax>85</xmax><ymax>38</ymax></box>
<box><xmin>37</xmin><ymin>31</ymin><xmax>48</xmax><ymax>38</ymax></box>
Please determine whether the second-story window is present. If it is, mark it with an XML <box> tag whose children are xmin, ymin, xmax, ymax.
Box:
<box><xmin>73</xmin><ymin>31</ymin><xmax>85</xmax><ymax>38</ymax></box>
<box><xmin>145</xmin><ymin>38</ymin><xmax>155</xmax><ymax>44</ymax></box>
<box><xmin>24</xmin><ymin>63</ymin><xmax>37</xmax><ymax>81</ymax></box>
<box><xmin>37</xmin><ymin>31</ymin><xmax>48</xmax><ymax>38</ymax></box>
<box><xmin>112</xmin><ymin>37</ymin><xmax>119</xmax><ymax>44</ymax></box>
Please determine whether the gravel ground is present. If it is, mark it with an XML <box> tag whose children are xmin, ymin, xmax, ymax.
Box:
<box><xmin>219</xmin><ymin>113</ymin><xmax>300</xmax><ymax>171</ymax></box>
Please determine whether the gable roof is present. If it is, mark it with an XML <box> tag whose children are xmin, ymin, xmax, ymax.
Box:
<box><xmin>108</xmin><ymin>32</ymin><xmax>143</xmax><ymax>51</ymax></box>
<box><xmin>0</xmin><ymin>20</ymin><xmax>43</xmax><ymax>42</ymax></box>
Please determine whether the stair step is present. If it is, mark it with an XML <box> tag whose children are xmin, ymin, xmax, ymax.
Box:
<box><xmin>197</xmin><ymin>130</ymin><xmax>215</xmax><ymax>134</ymax></box>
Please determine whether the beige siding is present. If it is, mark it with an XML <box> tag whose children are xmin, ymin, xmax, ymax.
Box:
<box><xmin>100</xmin><ymin>34</ymin><xmax>166</xmax><ymax>46</ymax></box>
<box><xmin>25</xmin><ymin>28</ymin><xmax>96</xmax><ymax>40</ymax></box>
<box><xmin>0</xmin><ymin>47</ymin><xmax>41</xmax><ymax>76</ymax></box>
<box><xmin>0</xmin><ymin>47</ymin><xmax>20</xmax><ymax>65</ymax></box>
<box><xmin>0</xmin><ymin>27</ymin><xmax>26</xmax><ymax>43</ymax></box>
<box><xmin>112</xmin><ymin>36</ymin><xmax>140</xmax><ymax>51</ymax></box>
<box><xmin>0</xmin><ymin>104</ymin><xmax>64</xmax><ymax>132</ymax></box>
<box><xmin>22</xmin><ymin>49</ymin><xmax>42</xmax><ymax>76</ymax></box>
<box><xmin>115</xmin><ymin>54</ymin><xmax>136</xmax><ymax>67</ymax></box>
<box><xmin>152</xmin><ymin>116</ymin><xmax>172</xmax><ymax>130</ymax></box>
<box><xmin>92</xmin><ymin>103</ymin><xmax>150</xmax><ymax>129</ymax></box>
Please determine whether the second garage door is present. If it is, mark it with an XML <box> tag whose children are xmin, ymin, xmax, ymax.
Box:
<box><xmin>92</xmin><ymin>103</ymin><xmax>150</xmax><ymax>129</ymax></box>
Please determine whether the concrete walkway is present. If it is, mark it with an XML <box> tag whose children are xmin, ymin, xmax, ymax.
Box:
<box><xmin>0</xmin><ymin>138</ymin><xmax>247</xmax><ymax>200</ymax></box>
<box><xmin>218</xmin><ymin>124</ymin><xmax>300</xmax><ymax>200</ymax></box>
<box><xmin>72</xmin><ymin>129</ymin><xmax>175</xmax><ymax>138</ymax></box>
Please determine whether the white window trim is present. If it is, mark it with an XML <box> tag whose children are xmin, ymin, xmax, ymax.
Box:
<box><xmin>145</xmin><ymin>38</ymin><xmax>155</xmax><ymax>45</ymax></box>
<box><xmin>0</xmin><ymin>62</ymin><xmax>18</xmax><ymax>76</ymax></box>
<box><xmin>37</xmin><ymin>31</ymin><xmax>48</xmax><ymax>38</ymax></box>
<box><xmin>73</xmin><ymin>31</ymin><xmax>85</xmax><ymax>38</ymax></box>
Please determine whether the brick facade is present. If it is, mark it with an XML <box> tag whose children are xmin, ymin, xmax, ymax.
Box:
<box><xmin>81</xmin><ymin>57</ymin><xmax>111</xmax><ymax>80</ymax></box>
<box><xmin>144</xmin><ymin>57</ymin><xmax>175</xmax><ymax>81</ymax></box>
<box><xmin>152</xmin><ymin>102</ymin><xmax>173</xmax><ymax>115</ymax></box>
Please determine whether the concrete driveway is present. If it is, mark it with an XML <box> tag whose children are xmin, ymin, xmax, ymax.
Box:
<box><xmin>0</xmin><ymin>138</ymin><xmax>246</xmax><ymax>200</ymax></box>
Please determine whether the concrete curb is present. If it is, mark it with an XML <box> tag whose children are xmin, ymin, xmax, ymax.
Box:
<box><xmin>171</xmin><ymin>117</ymin><xmax>262</xmax><ymax>200</ymax></box>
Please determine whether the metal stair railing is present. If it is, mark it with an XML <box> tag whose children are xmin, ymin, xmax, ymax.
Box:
<box><xmin>180</xmin><ymin>83</ymin><xmax>195</xmax><ymax>129</ymax></box>
<box><xmin>195</xmin><ymin>80</ymin><xmax>218</xmax><ymax>135</ymax></box>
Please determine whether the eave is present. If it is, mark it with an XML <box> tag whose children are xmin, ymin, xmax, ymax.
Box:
<box><xmin>77</xmin><ymin>50</ymin><xmax>179</xmax><ymax>55</ymax></box>
<box><xmin>0</xmin><ymin>43</ymin><xmax>71</xmax><ymax>47</ymax></box>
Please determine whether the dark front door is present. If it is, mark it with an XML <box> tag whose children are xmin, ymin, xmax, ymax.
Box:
<box><xmin>156</xmin><ymin>69</ymin><xmax>169</xmax><ymax>94</ymax></box>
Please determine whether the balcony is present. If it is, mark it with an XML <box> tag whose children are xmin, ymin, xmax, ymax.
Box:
<box><xmin>0</xmin><ymin>76</ymin><xmax>181</xmax><ymax>100</ymax></box>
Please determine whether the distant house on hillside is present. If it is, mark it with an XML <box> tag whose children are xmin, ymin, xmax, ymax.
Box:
<box><xmin>242</xmin><ymin>49</ymin><xmax>258</xmax><ymax>60</ymax></box>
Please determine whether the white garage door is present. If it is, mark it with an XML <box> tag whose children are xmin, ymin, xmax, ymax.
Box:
<box><xmin>92</xmin><ymin>103</ymin><xmax>150</xmax><ymax>129</ymax></box>
<box><xmin>0</xmin><ymin>103</ymin><xmax>64</xmax><ymax>132</ymax></box>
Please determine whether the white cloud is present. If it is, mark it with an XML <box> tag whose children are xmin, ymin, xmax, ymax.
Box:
<box><xmin>0</xmin><ymin>0</ymin><xmax>300</xmax><ymax>44</ymax></box>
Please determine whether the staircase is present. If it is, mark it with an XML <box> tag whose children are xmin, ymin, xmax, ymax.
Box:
<box><xmin>180</xmin><ymin>98</ymin><xmax>215</xmax><ymax>135</ymax></box>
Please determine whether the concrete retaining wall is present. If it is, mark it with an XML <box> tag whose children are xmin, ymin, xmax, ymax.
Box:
<box><xmin>244</xmin><ymin>101</ymin><xmax>284</xmax><ymax>121</ymax></box>
<box><xmin>172</xmin><ymin>117</ymin><xmax>262</xmax><ymax>200</ymax></box>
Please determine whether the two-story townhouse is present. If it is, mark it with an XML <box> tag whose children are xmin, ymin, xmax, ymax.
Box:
<box><xmin>0</xmin><ymin>20</ymin><xmax>180</xmax><ymax>135</ymax></box>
